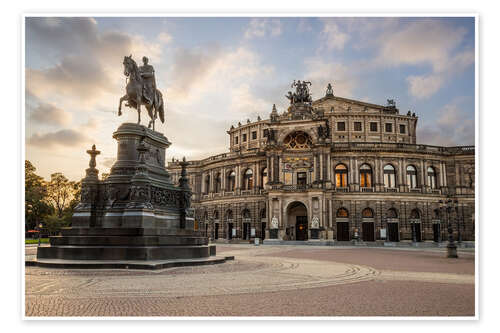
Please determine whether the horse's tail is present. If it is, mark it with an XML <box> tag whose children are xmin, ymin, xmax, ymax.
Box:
<box><xmin>157</xmin><ymin>90</ymin><xmax>165</xmax><ymax>123</ymax></box>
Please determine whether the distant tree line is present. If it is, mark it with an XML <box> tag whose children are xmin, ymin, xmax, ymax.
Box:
<box><xmin>25</xmin><ymin>160</ymin><xmax>81</xmax><ymax>236</ymax></box>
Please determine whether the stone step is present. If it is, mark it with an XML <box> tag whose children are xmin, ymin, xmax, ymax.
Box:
<box><xmin>50</xmin><ymin>235</ymin><xmax>208</xmax><ymax>246</ymax></box>
<box><xmin>60</xmin><ymin>227</ymin><xmax>202</xmax><ymax>237</ymax></box>
<box><xmin>37</xmin><ymin>244</ymin><xmax>216</xmax><ymax>261</ymax></box>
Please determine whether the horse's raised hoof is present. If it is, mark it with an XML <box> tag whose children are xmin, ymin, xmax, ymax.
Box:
<box><xmin>118</xmin><ymin>110</ymin><xmax>122</xmax><ymax>116</ymax></box>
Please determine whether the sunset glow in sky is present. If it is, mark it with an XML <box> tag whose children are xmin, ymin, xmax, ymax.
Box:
<box><xmin>25</xmin><ymin>17</ymin><xmax>475</xmax><ymax>181</ymax></box>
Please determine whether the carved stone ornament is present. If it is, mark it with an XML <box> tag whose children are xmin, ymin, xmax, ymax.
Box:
<box><xmin>311</xmin><ymin>216</ymin><xmax>320</xmax><ymax>229</ymax></box>
<box><xmin>271</xmin><ymin>216</ymin><xmax>279</xmax><ymax>229</ymax></box>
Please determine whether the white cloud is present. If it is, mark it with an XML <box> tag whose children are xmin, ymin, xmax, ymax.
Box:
<box><xmin>157</xmin><ymin>32</ymin><xmax>172</xmax><ymax>44</ymax></box>
<box><xmin>367</xmin><ymin>19</ymin><xmax>474</xmax><ymax>99</ymax></box>
<box><xmin>417</xmin><ymin>100</ymin><xmax>474</xmax><ymax>146</ymax></box>
<box><xmin>406</xmin><ymin>74</ymin><xmax>444</xmax><ymax>99</ymax></box>
<box><xmin>319</xmin><ymin>19</ymin><xmax>349</xmax><ymax>51</ymax></box>
<box><xmin>29</xmin><ymin>103</ymin><xmax>72</xmax><ymax>126</ymax></box>
<box><xmin>303</xmin><ymin>57</ymin><xmax>356</xmax><ymax>99</ymax></box>
<box><xmin>244</xmin><ymin>18</ymin><xmax>283</xmax><ymax>39</ymax></box>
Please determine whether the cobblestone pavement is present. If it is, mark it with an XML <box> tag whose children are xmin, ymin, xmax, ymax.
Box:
<box><xmin>25</xmin><ymin>244</ymin><xmax>475</xmax><ymax>317</ymax></box>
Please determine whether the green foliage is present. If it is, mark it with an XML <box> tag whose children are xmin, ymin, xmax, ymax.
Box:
<box><xmin>46</xmin><ymin>172</ymin><xmax>79</xmax><ymax>218</ymax></box>
<box><xmin>25</xmin><ymin>238</ymin><xmax>49</xmax><ymax>244</ymax></box>
<box><xmin>25</xmin><ymin>160</ymin><xmax>53</xmax><ymax>231</ymax></box>
<box><xmin>44</xmin><ymin>214</ymin><xmax>70</xmax><ymax>235</ymax></box>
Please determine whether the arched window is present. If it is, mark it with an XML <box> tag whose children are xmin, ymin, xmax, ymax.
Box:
<box><xmin>335</xmin><ymin>164</ymin><xmax>348</xmax><ymax>187</ymax></box>
<box><xmin>336</xmin><ymin>207</ymin><xmax>349</xmax><ymax>217</ymax></box>
<box><xmin>204</xmin><ymin>174</ymin><xmax>210</xmax><ymax>194</ymax></box>
<box><xmin>406</xmin><ymin>165</ymin><xmax>418</xmax><ymax>189</ymax></box>
<box><xmin>362</xmin><ymin>208</ymin><xmax>374</xmax><ymax>218</ymax></box>
<box><xmin>410</xmin><ymin>209</ymin><xmax>420</xmax><ymax>219</ymax></box>
<box><xmin>360</xmin><ymin>164</ymin><xmax>373</xmax><ymax>188</ymax></box>
<box><xmin>203</xmin><ymin>211</ymin><xmax>209</xmax><ymax>222</ymax></box>
<box><xmin>387</xmin><ymin>208</ymin><xmax>398</xmax><ymax>218</ymax></box>
<box><xmin>427</xmin><ymin>166</ymin><xmax>437</xmax><ymax>189</ymax></box>
<box><xmin>214</xmin><ymin>172</ymin><xmax>221</xmax><ymax>193</ymax></box>
<box><xmin>226</xmin><ymin>210</ymin><xmax>233</xmax><ymax>221</ymax></box>
<box><xmin>433</xmin><ymin>209</ymin><xmax>440</xmax><ymax>220</ymax></box>
<box><xmin>261</xmin><ymin>167</ymin><xmax>268</xmax><ymax>188</ymax></box>
<box><xmin>214</xmin><ymin>210</ymin><xmax>219</xmax><ymax>220</ymax></box>
<box><xmin>283</xmin><ymin>131</ymin><xmax>313</xmax><ymax>149</ymax></box>
<box><xmin>227</xmin><ymin>170</ymin><xmax>236</xmax><ymax>191</ymax></box>
<box><xmin>243</xmin><ymin>168</ymin><xmax>253</xmax><ymax>190</ymax></box>
<box><xmin>242</xmin><ymin>209</ymin><xmax>251</xmax><ymax>219</ymax></box>
<box><xmin>383</xmin><ymin>164</ymin><xmax>396</xmax><ymax>188</ymax></box>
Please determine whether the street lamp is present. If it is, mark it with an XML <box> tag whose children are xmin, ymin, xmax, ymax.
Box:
<box><xmin>440</xmin><ymin>199</ymin><xmax>457</xmax><ymax>258</ymax></box>
<box><xmin>37</xmin><ymin>223</ymin><xmax>43</xmax><ymax>247</ymax></box>
<box><xmin>455</xmin><ymin>200</ymin><xmax>462</xmax><ymax>244</ymax></box>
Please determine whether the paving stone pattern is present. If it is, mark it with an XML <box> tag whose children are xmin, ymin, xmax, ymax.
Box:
<box><xmin>25</xmin><ymin>244</ymin><xmax>475</xmax><ymax>317</ymax></box>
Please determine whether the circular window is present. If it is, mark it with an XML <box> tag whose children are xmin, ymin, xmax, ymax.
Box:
<box><xmin>283</xmin><ymin>131</ymin><xmax>312</xmax><ymax>149</ymax></box>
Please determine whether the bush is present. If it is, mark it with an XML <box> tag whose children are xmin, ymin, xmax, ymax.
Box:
<box><xmin>25</xmin><ymin>238</ymin><xmax>49</xmax><ymax>244</ymax></box>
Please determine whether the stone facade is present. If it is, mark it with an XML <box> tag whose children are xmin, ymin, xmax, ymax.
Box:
<box><xmin>167</xmin><ymin>90</ymin><xmax>475</xmax><ymax>243</ymax></box>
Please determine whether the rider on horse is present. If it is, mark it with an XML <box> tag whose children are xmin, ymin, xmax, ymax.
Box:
<box><xmin>139</xmin><ymin>56</ymin><xmax>156</xmax><ymax>106</ymax></box>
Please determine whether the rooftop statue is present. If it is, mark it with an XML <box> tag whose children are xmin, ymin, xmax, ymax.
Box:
<box><xmin>286</xmin><ymin>79</ymin><xmax>312</xmax><ymax>105</ymax></box>
<box><xmin>325</xmin><ymin>83</ymin><xmax>334</xmax><ymax>96</ymax></box>
<box><xmin>118</xmin><ymin>55</ymin><xmax>165</xmax><ymax>130</ymax></box>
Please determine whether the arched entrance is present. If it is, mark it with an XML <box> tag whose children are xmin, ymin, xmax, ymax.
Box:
<box><xmin>286</xmin><ymin>201</ymin><xmax>308</xmax><ymax>240</ymax></box>
<box><xmin>409</xmin><ymin>209</ymin><xmax>422</xmax><ymax>242</ymax></box>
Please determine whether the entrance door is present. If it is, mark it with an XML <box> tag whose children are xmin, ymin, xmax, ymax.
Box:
<box><xmin>414</xmin><ymin>223</ymin><xmax>422</xmax><ymax>242</ymax></box>
<box><xmin>214</xmin><ymin>223</ymin><xmax>219</xmax><ymax>239</ymax></box>
<box><xmin>388</xmin><ymin>223</ymin><xmax>399</xmax><ymax>242</ymax></box>
<box><xmin>362</xmin><ymin>222</ymin><xmax>375</xmax><ymax>241</ymax></box>
<box><xmin>337</xmin><ymin>222</ymin><xmax>350</xmax><ymax>241</ymax></box>
<box><xmin>433</xmin><ymin>224</ymin><xmax>440</xmax><ymax>242</ymax></box>
<box><xmin>243</xmin><ymin>223</ymin><xmax>251</xmax><ymax>240</ymax></box>
<box><xmin>296</xmin><ymin>216</ymin><xmax>308</xmax><ymax>240</ymax></box>
<box><xmin>227</xmin><ymin>223</ymin><xmax>233</xmax><ymax>240</ymax></box>
<box><xmin>261</xmin><ymin>222</ymin><xmax>266</xmax><ymax>240</ymax></box>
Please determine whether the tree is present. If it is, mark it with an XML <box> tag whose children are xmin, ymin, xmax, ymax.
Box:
<box><xmin>25</xmin><ymin>160</ymin><xmax>53</xmax><ymax>231</ymax></box>
<box><xmin>46</xmin><ymin>172</ymin><xmax>78</xmax><ymax>218</ymax></box>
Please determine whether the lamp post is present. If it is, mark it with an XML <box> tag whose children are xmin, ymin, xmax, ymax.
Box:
<box><xmin>455</xmin><ymin>200</ymin><xmax>462</xmax><ymax>244</ymax></box>
<box><xmin>442</xmin><ymin>199</ymin><xmax>457</xmax><ymax>258</ymax></box>
<box><xmin>37</xmin><ymin>223</ymin><xmax>43</xmax><ymax>247</ymax></box>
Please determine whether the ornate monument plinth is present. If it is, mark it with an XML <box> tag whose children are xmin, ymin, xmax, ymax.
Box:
<box><xmin>33</xmin><ymin>123</ymin><xmax>230</xmax><ymax>269</ymax></box>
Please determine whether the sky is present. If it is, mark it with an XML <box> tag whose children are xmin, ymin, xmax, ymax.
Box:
<box><xmin>25</xmin><ymin>16</ymin><xmax>475</xmax><ymax>181</ymax></box>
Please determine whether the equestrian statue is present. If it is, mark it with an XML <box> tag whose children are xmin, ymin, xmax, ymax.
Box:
<box><xmin>118</xmin><ymin>55</ymin><xmax>165</xmax><ymax>130</ymax></box>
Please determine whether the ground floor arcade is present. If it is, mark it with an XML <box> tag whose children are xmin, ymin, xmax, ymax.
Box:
<box><xmin>193</xmin><ymin>194</ymin><xmax>475</xmax><ymax>243</ymax></box>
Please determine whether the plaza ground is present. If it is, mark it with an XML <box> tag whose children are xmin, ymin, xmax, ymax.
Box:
<box><xmin>24</xmin><ymin>244</ymin><xmax>475</xmax><ymax>317</ymax></box>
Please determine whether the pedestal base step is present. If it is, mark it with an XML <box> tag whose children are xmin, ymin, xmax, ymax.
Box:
<box><xmin>26</xmin><ymin>255</ymin><xmax>234</xmax><ymax>270</ymax></box>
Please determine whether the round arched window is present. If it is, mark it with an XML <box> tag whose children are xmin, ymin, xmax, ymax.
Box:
<box><xmin>283</xmin><ymin>131</ymin><xmax>313</xmax><ymax>149</ymax></box>
<box><xmin>360</xmin><ymin>164</ymin><xmax>373</xmax><ymax>188</ymax></box>
<box><xmin>362</xmin><ymin>208</ymin><xmax>374</xmax><ymax>218</ymax></box>
<box><xmin>335</xmin><ymin>164</ymin><xmax>348</xmax><ymax>187</ymax></box>
<box><xmin>406</xmin><ymin>165</ymin><xmax>418</xmax><ymax>189</ymax></box>
<box><xmin>383</xmin><ymin>164</ymin><xmax>396</xmax><ymax>188</ymax></box>
<box><xmin>337</xmin><ymin>208</ymin><xmax>349</xmax><ymax>217</ymax></box>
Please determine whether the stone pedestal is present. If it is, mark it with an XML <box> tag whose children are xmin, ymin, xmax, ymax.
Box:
<box><xmin>35</xmin><ymin>123</ymin><xmax>224</xmax><ymax>267</ymax></box>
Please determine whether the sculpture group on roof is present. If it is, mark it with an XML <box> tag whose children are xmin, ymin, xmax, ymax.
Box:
<box><xmin>285</xmin><ymin>80</ymin><xmax>312</xmax><ymax>105</ymax></box>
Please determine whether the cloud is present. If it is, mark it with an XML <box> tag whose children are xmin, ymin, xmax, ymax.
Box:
<box><xmin>406</xmin><ymin>74</ymin><xmax>444</xmax><ymax>99</ymax></box>
<box><xmin>29</xmin><ymin>103</ymin><xmax>72</xmax><ymax>125</ymax></box>
<box><xmin>28</xmin><ymin>129</ymin><xmax>91</xmax><ymax>148</ymax></box>
<box><xmin>369</xmin><ymin>19</ymin><xmax>474</xmax><ymax>99</ymax></box>
<box><xmin>417</xmin><ymin>101</ymin><xmax>474</xmax><ymax>146</ymax></box>
<box><xmin>168</xmin><ymin>44</ymin><xmax>222</xmax><ymax>99</ymax></box>
<box><xmin>244</xmin><ymin>18</ymin><xmax>283</xmax><ymax>39</ymax></box>
<box><xmin>319</xmin><ymin>19</ymin><xmax>350</xmax><ymax>51</ymax></box>
<box><xmin>101</xmin><ymin>157</ymin><xmax>116</xmax><ymax>168</ymax></box>
<box><xmin>303</xmin><ymin>57</ymin><xmax>356</xmax><ymax>99</ymax></box>
<box><xmin>26</xmin><ymin>17</ymin><xmax>162</xmax><ymax>105</ymax></box>
<box><xmin>157</xmin><ymin>32</ymin><xmax>172</xmax><ymax>44</ymax></box>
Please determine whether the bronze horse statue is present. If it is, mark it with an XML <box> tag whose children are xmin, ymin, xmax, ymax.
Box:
<box><xmin>118</xmin><ymin>55</ymin><xmax>165</xmax><ymax>130</ymax></box>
